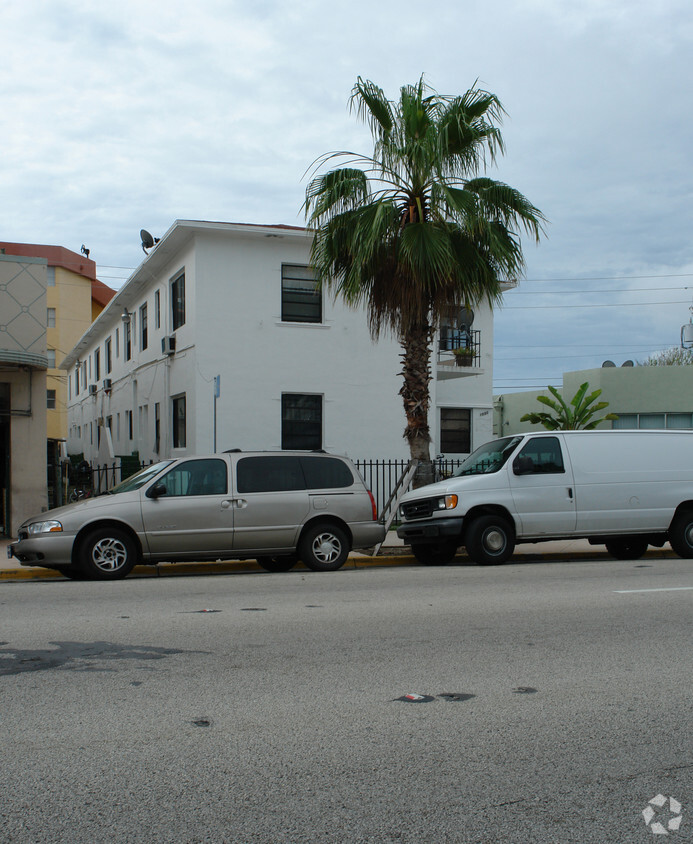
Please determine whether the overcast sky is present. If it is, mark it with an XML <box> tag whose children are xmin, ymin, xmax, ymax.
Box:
<box><xmin>3</xmin><ymin>0</ymin><xmax>692</xmax><ymax>392</ymax></box>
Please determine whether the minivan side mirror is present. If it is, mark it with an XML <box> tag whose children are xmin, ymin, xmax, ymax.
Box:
<box><xmin>146</xmin><ymin>482</ymin><xmax>168</xmax><ymax>499</ymax></box>
<box><xmin>513</xmin><ymin>456</ymin><xmax>535</xmax><ymax>476</ymax></box>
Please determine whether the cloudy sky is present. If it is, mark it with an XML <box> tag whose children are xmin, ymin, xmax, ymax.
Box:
<box><xmin>3</xmin><ymin>0</ymin><xmax>692</xmax><ymax>392</ymax></box>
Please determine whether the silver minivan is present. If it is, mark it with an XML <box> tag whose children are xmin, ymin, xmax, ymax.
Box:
<box><xmin>10</xmin><ymin>452</ymin><xmax>384</xmax><ymax>580</ymax></box>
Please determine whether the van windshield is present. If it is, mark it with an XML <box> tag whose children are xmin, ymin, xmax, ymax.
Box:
<box><xmin>106</xmin><ymin>461</ymin><xmax>174</xmax><ymax>494</ymax></box>
<box><xmin>453</xmin><ymin>436</ymin><xmax>522</xmax><ymax>476</ymax></box>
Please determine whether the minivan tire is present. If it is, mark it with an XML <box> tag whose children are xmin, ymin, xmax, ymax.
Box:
<box><xmin>78</xmin><ymin>527</ymin><xmax>138</xmax><ymax>580</ymax></box>
<box><xmin>465</xmin><ymin>515</ymin><xmax>515</xmax><ymax>565</ymax></box>
<box><xmin>669</xmin><ymin>510</ymin><xmax>693</xmax><ymax>558</ymax></box>
<box><xmin>299</xmin><ymin>523</ymin><xmax>349</xmax><ymax>572</ymax></box>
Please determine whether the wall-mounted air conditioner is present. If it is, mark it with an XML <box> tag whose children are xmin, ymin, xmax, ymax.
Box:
<box><xmin>161</xmin><ymin>335</ymin><xmax>176</xmax><ymax>355</ymax></box>
<box><xmin>88</xmin><ymin>384</ymin><xmax>98</xmax><ymax>395</ymax></box>
<box><xmin>103</xmin><ymin>379</ymin><xmax>112</xmax><ymax>391</ymax></box>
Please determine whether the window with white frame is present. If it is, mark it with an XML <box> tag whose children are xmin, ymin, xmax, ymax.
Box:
<box><xmin>140</xmin><ymin>303</ymin><xmax>148</xmax><ymax>351</ymax></box>
<box><xmin>281</xmin><ymin>393</ymin><xmax>322</xmax><ymax>450</ymax></box>
<box><xmin>171</xmin><ymin>272</ymin><xmax>185</xmax><ymax>330</ymax></box>
<box><xmin>281</xmin><ymin>265</ymin><xmax>321</xmax><ymax>323</ymax></box>
<box><xmin>46</xmin><ymin>349</ymin><xmax>56</xmax><ymax>368</ymax></box>
<box><xmin>172</xmin><ymin>394</ymin><xmax>186</xmax><ymax>448</ymax></box>
<box><xmin>47</xmin><ymin>307</ymin><xmax>56</xmax><ymax>327</ymax></box>
<box><xmin>440</xmin><ymin>408</ymin><xmax>471</xmax><ymax>454</ymax></box>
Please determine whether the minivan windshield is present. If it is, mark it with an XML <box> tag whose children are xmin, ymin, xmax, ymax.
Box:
<box><xmin>453</xmin><ymin>436</ymin><xmax>523</xmax><ymax>476</ymax></box>
<box><xmin>106</xmin><ymin>461</ymin><xmax>174</xmax><ymax>494</ymax></box>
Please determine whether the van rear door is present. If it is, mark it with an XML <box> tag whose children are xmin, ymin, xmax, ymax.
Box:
<box><xmin>509</xmin><ymin>435</ymin><xmax>577</xmax><ymax>536</ymax></box>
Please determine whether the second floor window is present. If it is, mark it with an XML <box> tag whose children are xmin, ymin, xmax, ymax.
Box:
<box><xmin>171</xmin><ymin>272</ymin><xmax>185</xmax><ymax>330</ymax></box>
<box><xmin>124</xmin><ymin>321</ymin><xmax>132</xmax><ymax>361</ymax></box>
<box><xmin>47</xmin><ymin>308</ymin><xmax>56</xmax><ymax>328</ymax></box>
<box><xmin>281</xmin><ymin>265</ymin><xmax>321</xmax><ymax>323</ymax></box>
<box><xmin>105</xmin><ymin>337</ymin><xmax>112</xmax><ymax>373</ymax></box>
<box><xmin>140</xmin><ymin>303</ymin><xmax>148</xmax><ymax>351</ymax></box>
<box><xmin>94</xmin><ymin>348</ymin><xmax>100</xmax><ymax>381</ymax></box>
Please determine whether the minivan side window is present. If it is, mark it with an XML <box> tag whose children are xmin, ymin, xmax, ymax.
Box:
<box><xmin>300</xmin><ymin>456</ymin><xmax>353</xmax><ymax>489</ymax></box>
<box><xmin>160</xmin><ymin>459</ymin><xmax>228</xmax><ymax>496</ymax></box>
<box><xmin>513</xmin><ymin>437</ymin><xmax>565</xmax><ymax>475</ymax></box>
<box><xmin>237</xmin><ymin>456</ymin><xmax>305</xmax><ymax>493</ymax></box>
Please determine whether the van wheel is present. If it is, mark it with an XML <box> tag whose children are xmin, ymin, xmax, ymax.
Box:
<box><xmin>78</xmin><ymin>527</ymin><xmax>138</xmax><ymax>580</ymax></box>
<box><xmin>604</xmin><ymin>537</ymin><xmax>649</xmax><ymax>560</ymax></box>
<box><xmin>299</xmin><ymin>524</ymin><xmax>349</xmax><ymax>572</ymax></box>
<box><xmin>256</xmin><ymin>555</ymin><xmax>298</xmax><ymax>573</ymax></box>
<box><xmin>669</xmin><ymin>511</ymin><xmax>693</xmax><ymax>558</ymax></box>
<box><xmin>411</xmin><ymin>542</ymin><xmax>458</xmax><ymax>565</ymax></box>
<box><xmin>465</xmin><ymin>516</ymin><xmax>515</xmax><ymax>565</ymax></box>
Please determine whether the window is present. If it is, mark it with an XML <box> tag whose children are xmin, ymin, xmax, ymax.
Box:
<box><xmin>155</xmin><ymin>290</ymin><xmax>161</xmax><ymax>329</ymax></box>
<box><xmin>126</xmin><ymin>410</ymin><xmax>133</xmax><ymax>440</ymax></box>
<box><xmin>159</xmin><ymin>459</ymin><xmax>227</xmax><ymax>497</ymax></box>
<box><xmin>140</xmin><ymin>303</ymin><xmax>148</xmax><ymax>351</ymax></box>
<box><xmin>172</xmin><ymin>394</ymin><xmax>186</xmax><ymax>448</ymax></box>
<box><xmin>171</xmin><ymin>271</ymin><xmax>185</xmax><ymax>330</ymax></box>
<box><xmin>281</xmin><ymin>265</ymin><xmax>321</xmax><ymax>323</ymax></box>
<box><xmin>47</xmin><ymin>389</ymin><xmax>56</xmax><ymax>409</ymax></box>
<box><xmin>105</xmin><ymin>337</ymin><xmax>112</xmax><ymax>373</ymax></box>
<box><xmin>281</xmin><ymin>394</ymin><xmax>322</xmax><ymax>450</ymax></box>
<box><xmin>513</xmin><ymin>436</ymin><xmax>565</xmax><ymax>475</ymax></box>
<box><xmin>236</xmin><ymin>455</ymin><xmax>354</xmax><ymax>493</ymax></box>
<box><xmin>115</xmin><ymin>328</ymin><xmax>120</xmax><ymax>358</ymax></box>
<box><xmin>46</xmin><ymin>349</ymin><xmax>56</xmax><ymax>368</ymax></box>
<box><xmin>612</xmin><ymin>413</ymin><xmax>693</xmax><ymax>430</ymax></box>
<box><xmin>47</xmin><ymin>307</ymin><xmax>56</xmax><ymax>328</ymax></box>
<box><xmin>94</xmin><ymin>348</ymin><xmax>100</xmax><ymax>381</ymax></box>
<box><xmin>46</xmin><ymin>267</ymin><xmax>55</xmax><ymax>287</ymax></box>
<box><xmin>75</xmin><ymin>367</ymin><xmax>80</xmax><ymax>394</ymax></box>
<box><xmin>124</xmin><ymin>320</ymin><xmax>131</xmax><ymax>361</ymax></box>
<box><xmin>440</xmin><ymin>408</ymin><xmax>471</xmax><ymax>454</ymax></box>
<box><xmin>154</xmin><ymin>402</ymin><xmax>160</xmax><ymax>454</ymax></box>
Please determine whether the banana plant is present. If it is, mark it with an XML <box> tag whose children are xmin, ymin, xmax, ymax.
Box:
<box><xmin>520</xmin><ymin>382</ymin><xmax>618</xmax><ymax>430</ymax></box>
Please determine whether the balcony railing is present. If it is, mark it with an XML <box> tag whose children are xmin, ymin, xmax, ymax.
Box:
<box><xmin>437</xmin><ymin>328</ymin><xmax>481</xmax><ymax>369</ymax></box>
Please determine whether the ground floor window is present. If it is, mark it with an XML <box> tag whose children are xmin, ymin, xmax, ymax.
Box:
<box><xmin>612</xmin><ymin>412</ymin><xmax>693</xmax><ymax>429</ymax></box>
<box><xmin>281</xmin><ymin>393</ymin><xmax>322</xmax><ymax>450</ymax></box>
<box><xmin>172</xmin><ymin>394</ymin><xmax>187</xmax><ymax>448</ymax></box>
<box><xmin>440</xmin><ymin>407</ymin><xmax>471</xmax><ymax>454</ymax></box>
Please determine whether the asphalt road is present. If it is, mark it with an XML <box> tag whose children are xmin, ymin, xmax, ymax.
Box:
<box><xmin>1</xmin><ymin>557</ymin><xmax>692</xmax><ymax>843</ymax></box>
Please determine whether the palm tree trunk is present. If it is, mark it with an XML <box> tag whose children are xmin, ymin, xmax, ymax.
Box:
<box><xmin>399</xmin><ymin>321</ymin><xmax>434</xmax><ymax>487</ymax></box>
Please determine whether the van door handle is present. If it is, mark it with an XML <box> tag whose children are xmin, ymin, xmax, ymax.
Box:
<box><xmin>234</xmin><ymin>499</ymin><xmax>247</xmax><ymax>509</ymax></box>
<box><xmin>568</xmin><ymin>488</ymin><xmax>573</xmax><ymax>500</ymax></box>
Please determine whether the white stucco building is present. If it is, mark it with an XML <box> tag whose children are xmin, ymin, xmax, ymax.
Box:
<box><xmin>63</xmin><ymin>220</ymin><xmax>500</xmax><ymax>465</ymax></box>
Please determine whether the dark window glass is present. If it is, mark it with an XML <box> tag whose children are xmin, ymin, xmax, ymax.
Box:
<box><xmin>124</xmin><ymin>321</ymin><xmax>132</xmax><ymax>361</ymax></box>
<box><xmin>171</xmin><ymin>272</ymin><xmax>185</xmax><ymax>330</ymax></box>
<box><xmin>440</xmin><ymin>408</ymin><xmax>471</xmax><ymax>453</ymax></box>
<box><xmin>513</xmin><ymin>437</ymin><xmax>565</xmax><ymax>475</ymax></box>
<box><xmin>140</xmin><ymin>303</ymin><xmax>148</xmax><ymax>351</ymax></box>
<box><xmin>236</xmin><ymin>456</ymin><xmax>306</xmax><ymax>493</ymax></box>
<box><xmin>281</xmin><ymin>394</ymin><xmax>322</xmax><ymax>450</ymax></box>
<box><xmin>105</xmin><ymin>337</ymin><xmax>112</xmax><ymax>373</ymax></box>
<box><xmin>300</xmin><ymin>456</ymin><xmax>353</xmax><ymax>489</ymax></box>
<box><xmin>94</xmin><ymin>349</ymin><xmax>100</xmax><ymax>381</ymax></box>
<box><xmin>160</xmin><ymin>458</ymin><xmax>227</xmax><ymax>497</ymax></box>
<box><xmin>47</xmin><ymin>389</ymin><xmax>56</xmax><ymax>409</ymax></box>
<box><xmin>172</xmin><ymin>395</ymin><xmax>186</xmax><ymax>448</ymax></box>
<box><xmin>281</xmin><ymin>265</ymin><xmax>321</xmax><ymax>323</ymax></box>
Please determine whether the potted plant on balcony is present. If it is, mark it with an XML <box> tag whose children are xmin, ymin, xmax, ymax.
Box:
<box><xmin>453</xmin><ymin>347</ymin><xmax>474</xmax><ymax>366</ymax></box>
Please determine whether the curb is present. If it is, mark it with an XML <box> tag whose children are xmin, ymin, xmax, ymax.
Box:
<box><xmin>0</xmin><ymin>548</ymin><xmax>677</xmax><ymax>581</ymax></box>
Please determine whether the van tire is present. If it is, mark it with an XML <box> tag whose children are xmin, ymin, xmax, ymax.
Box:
<box><xmin>669</xmin><ymin>511</ymin><xmax>693</xmax><ymax>558</ymax></box>
<box><xmin>604</xmin><ymin>537</ymin><xmax>649</xmax><ymax>560</ymax></box>
<box><xmin>78</xmin><ymin>527</ymin><xmax>138</xmax><ymax>580</ymax></box>
<box><xmin>299</xmin><ymin>524</ymin><xmax>349</xmax><ymax>572</ymax></box>
<box><xmin>256</xmin><ymin>555</ymin><xmax>298</xmax><ymax>573</ymax></box>
<box><xmin>465</xmin><ymin>516</ymin><xmax>515</xmax><ymax>565</ymax></box>
<box><xmin>411</xmin><ymin>542</ymin><xmax>458</xmax><ymax>565</ymax></box>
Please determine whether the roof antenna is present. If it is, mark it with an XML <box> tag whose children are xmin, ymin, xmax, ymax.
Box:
<box><xmin>140</xmin><ymin>229</ymin><xmax>160</xmax><ymax>255</ymax></box>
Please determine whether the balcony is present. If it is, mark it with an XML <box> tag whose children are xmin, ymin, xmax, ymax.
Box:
<box><xmin>436</xmin><ymin>329</ymin><xmax>483</xmax><ymax>380</ymax></box>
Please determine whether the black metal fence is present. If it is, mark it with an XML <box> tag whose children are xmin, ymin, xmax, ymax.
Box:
<box><xmin>70</xmin><ymin>457</ymin><xmax>465</xmax><ymax>519</ymax></box>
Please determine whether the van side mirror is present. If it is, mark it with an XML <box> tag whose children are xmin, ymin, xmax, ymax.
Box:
<box><xmin>146</xmin><ymin>482</ymin><xmax>167</xmax><ymax>499</ymax></box>
<box><xmin>513</xmin><ymin>456</ymin><xmax>535</xmax><ymax>476</ymax></box>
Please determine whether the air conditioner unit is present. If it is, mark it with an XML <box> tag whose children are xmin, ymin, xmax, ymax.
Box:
<box><xmin>88</xmin><ymin>384</ymin><xmax>98</xmax><ymax>395</ymax></box>
<box><xmin>103</xmin><ymin>378</ymin><xmax>112</xmax><ymax>391</ymax></box>
<box><xmin>161</xmin><ymin>335</ymin><xmax>176</xmax><ymax>355</ymax></box>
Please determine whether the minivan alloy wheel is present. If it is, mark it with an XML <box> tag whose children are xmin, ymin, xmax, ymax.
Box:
<box><xmin>299</xmin><ymin>523</ymin><xmax>349</xmax><ymax>572</ymax></box>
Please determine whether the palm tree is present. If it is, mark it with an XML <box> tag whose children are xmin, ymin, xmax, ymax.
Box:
<box><xmin>520</xmin><ymin>382</ymin><xmax>618</xmax><ymax>430</ymax></box>
<box><xmin>304</xmin><ymin>76</ymin><xmax>545</xmax><ymax>483</ymax></box>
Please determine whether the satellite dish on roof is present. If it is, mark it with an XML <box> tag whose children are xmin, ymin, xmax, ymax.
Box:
<box><xmin>458</xmin><ymin>307</ymin><xmax>474</xmax><ymax>330</ymax></box>
<box><xmin>602</xmin><ymin>360</ymin><xmax>616</xmax><ymax>367</ymax></box>
<box><xmin>622</xmin><ymin>360</ymin><xmax>634</xmax><ymax>367</ymax></box>
<box><xmin>140</xmin><ymin>229</ymin><xmax>160</xmax><ymax>254</ymax></box>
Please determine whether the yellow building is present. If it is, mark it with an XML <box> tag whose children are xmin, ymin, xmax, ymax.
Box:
<box><xmin>0</xmin><ymin>242</ymin><xmax>115</xmax><ymax>514</ymax></box>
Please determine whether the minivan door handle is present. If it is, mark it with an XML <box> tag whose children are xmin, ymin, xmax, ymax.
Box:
<box><xmin>568</xmin><ymin>488</ymin><xmax>573</xmax><ymax>500</ymax></box>
<box><xmin>233</xmin><ymin>499</ymin><xmax>247</xmax><ymax>509</ymax></box>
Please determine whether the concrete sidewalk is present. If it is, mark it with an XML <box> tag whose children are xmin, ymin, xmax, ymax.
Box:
<box><xmin>0</xmin><ymin>532</ymin><xmax>677</xmax><ymax>581</ymax></box>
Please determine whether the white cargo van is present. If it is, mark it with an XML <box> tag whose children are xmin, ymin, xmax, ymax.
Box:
<box><xmin>397</xmin><ymin>430</ymin><xmax>693</xmax><ymax>564</ymax></box>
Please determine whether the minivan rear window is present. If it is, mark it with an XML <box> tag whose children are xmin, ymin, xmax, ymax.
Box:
<box><xmin>236</xmin><ymin>455</ymin><xmax>355</xmax><ymax>493</ymax></box>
